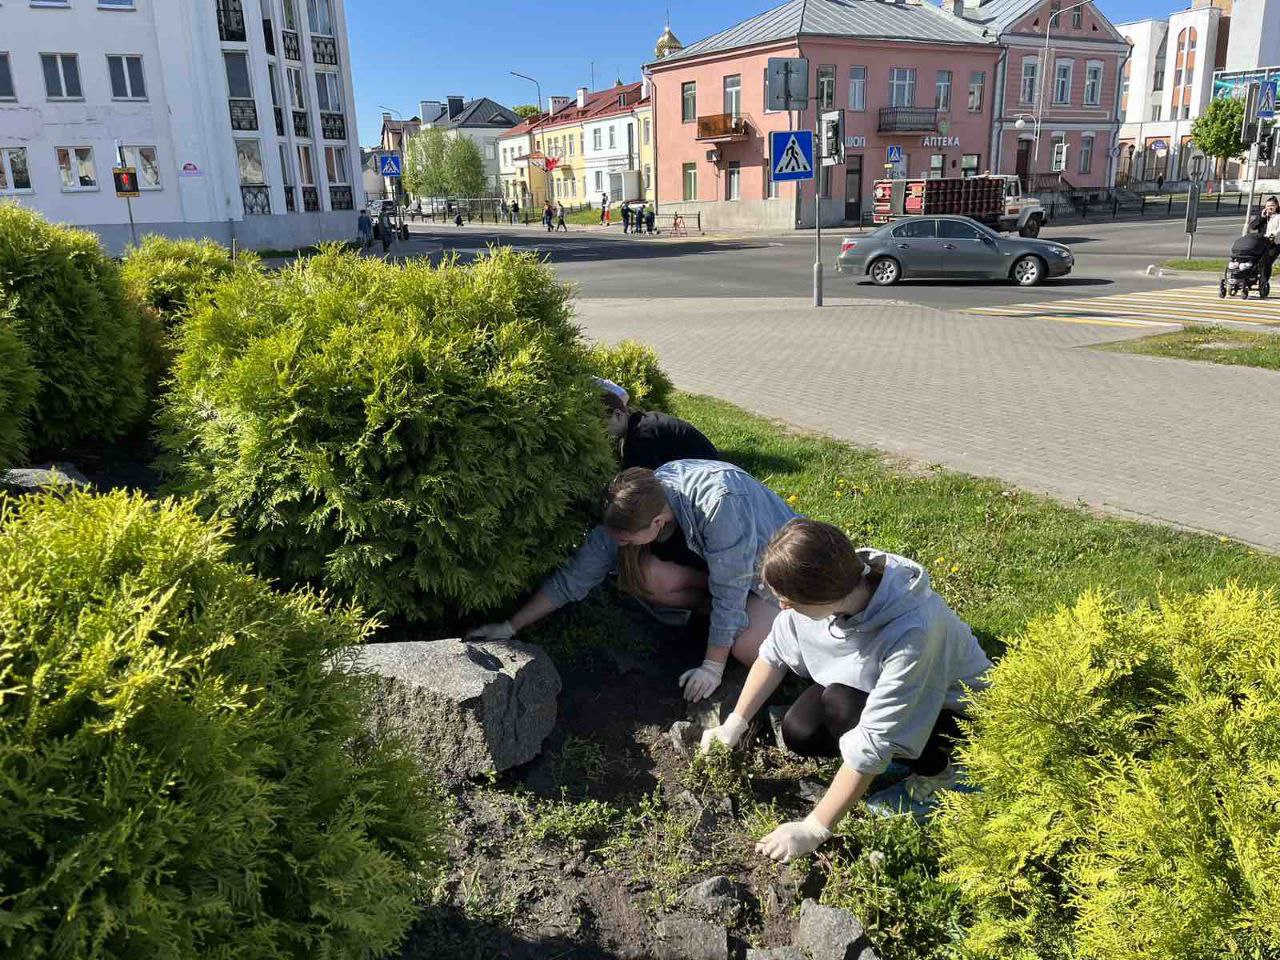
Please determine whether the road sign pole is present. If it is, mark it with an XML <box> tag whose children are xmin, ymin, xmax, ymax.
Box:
<box><xmin>125</xmin><ymin>196</ymin><xmax>137</xmax><ymax>247</ymax></box>
<box><xmin>1244</xmin><ymin>140</ymin><xmax>1261</xmax><ymax>236</ymax></box>
<box><xmin>814</xmin><ymin>108</ymin><xmax>823</xmax><ymax>308</ymax></box>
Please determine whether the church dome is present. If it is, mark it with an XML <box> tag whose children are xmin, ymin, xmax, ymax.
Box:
<box><xmin>655</xmin><ymin>24</ymin><xmax>683</xmax><ymax>59</ymax></box>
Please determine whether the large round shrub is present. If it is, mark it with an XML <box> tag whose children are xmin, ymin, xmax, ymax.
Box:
<box><xmin>937</xmin><ymin>586</ymin><xmax>1280</xmax><ymax>960</ymax></box>
<box><xmin>589</xmin><ymin>338</ymin><xmax>674</xmax><ymax>411</ymax></box>
<box><xmin>0</xmin><ymin>306</ymin><xmax>38</xmax><ymax>468</ymax></box>
<box><xmin>0</xmin><ymin>204</ymin><xmax>147</xmax><ymax>448</ymax></box>
<box><xmin>161</xmin><ymin>246</ymin><xmax>616</xmax><ymax>623</ymax></box>
<box><xmin>121</xmin><ymin>234</ymin><xmax>255</xmax><ymax>328</ymax></box>
<box><xmin>0</xmin><ymin>490</ymin><xmax>447</xmax><ymax>959</ymax></box>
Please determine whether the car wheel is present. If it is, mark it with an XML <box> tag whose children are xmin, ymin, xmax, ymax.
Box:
<box><xmin>1243</xmin><ymin>286</ymin><xmax>1251</xmax><ymax>300</ymax></box>
<box><xmin>1012</xmin><ymin>255</ymin><xmax>1045</xmax><ymax>287</ymax></box>
<box><xmin>869</xmin><ymin>257</ymin><xmax>901</xmax><ymax>286</ymax></box>
<box><xmin>1262</xmin><ymin>281</ymin><xmax>1271</xmax><ymax>299</ymax></box>
<box><xmin>1019</xmin><ymin>217</ymin><xmax>1042</xmax><ymax>238</ymax></box>
<box><xmin>1219</xmin><ymin>279</ymin><xmax>1228</xmax><ymax>299</ymax></box>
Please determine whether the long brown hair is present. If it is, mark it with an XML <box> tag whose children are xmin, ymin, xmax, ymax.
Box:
<box><xmin>604</xmin><ymin>468</ymin><xmax>670</xmax><ymax>597</ymax></box>
<box><xmin>761</xmin><ymin>519</ymin><xmax>867</xmax><ymax>605</ymax></box>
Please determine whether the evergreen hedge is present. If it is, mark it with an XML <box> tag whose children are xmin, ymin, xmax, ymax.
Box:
<box><xmin>121</xmin><ymin>235</ymin><xmax>253</xmax><ymax>329</ymax></box>
<box><xmin>0</xmin><ymin>307</ymin><xmax>38</xmax><ymax>469</ymax></box>
<box><xmin>0</xmin><ymin>490</ymin><xmax>447</xmax><ymax>959</ymax></box>
<box><xmin>590</xmin><ymin>338</ymin><xmax>674</xmax><ymax>411</ymax></box>
<box><xmin>0</xmin><ymin>205</ymin><xmax>147</xmax><ymax>448</ymax></box>
<box><xmin>938</xmin><ymin>586</ymin><xmax>1280</xmax><ymax>960</ymax></box>
<box><xmin>161</xmin><ymin>246</ymin><xmax>616</xmax><ymax>623</ymax></box>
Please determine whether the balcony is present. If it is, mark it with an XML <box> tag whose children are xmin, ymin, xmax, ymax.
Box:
<box><xmin>217</xmin><ymin>0</ymin><xmax>246</xmax><ymax>41</ymax></box>
<box><xmin>263</xmin><ymin>19</ymin><xmax>275</xmax><ymax>56</ymax></box>
<box><xmin>696</xmin><ymin>113</ymin><xmax>749</xmax><ymax>141</ymax></box>
<box><xmin>320</xmin><ymin>112</ymin><xmax>346</xmax><ymax>141</ymax></box>
<box><xmin>229</xmin><ymin>98</ymin><xmax>258</xmax><ymax>131</ymax></box>
<box><xmin>330</xmin><ymin>185</ymin><xmax>353</xmax><ymax>210</ymax></box>
<box><xmin>878</xmin><ymin>107</ymin><xmax>938</xmax><ymax>133</ymax></box>
<box><xmin>274</xmin><ymin>106</ymin><xmax>285</xmax><ymax>136</ymax></box>
<box><xmin>241</xmin><ymin>185</ymin><xmax>271</xmax><ymax>215</ymax></box>
<box><xmin>293</xmin><ymin>110</ymin><xmax>310</xmax><ymax>138</ymax></box>
<box><xmin>312</xmin><ymin>36</ymin><xmax>339</xmax><ymax>66</ymax></box>
<box><xmin>285</xmin><ymin>185</ymin><xmax>296</xmax><ymax>212</ymax></box>
<box><xmin>282</xmin><ymin>30</ymin><xmax>301</xmax><ymax>60</ymax></box>
<box><xmin>302</xmin><ymin>186</ymin><xmax>320</xmax><ymax>212</ymax></box>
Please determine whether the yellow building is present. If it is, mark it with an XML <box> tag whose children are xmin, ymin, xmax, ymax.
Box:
<box><xmin>633</xmin><ymin>99</ymin><xmax>655</xmax><ymax>203</ymax></box>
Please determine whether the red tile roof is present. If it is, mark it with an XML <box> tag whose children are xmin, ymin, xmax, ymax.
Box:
<box><xmin>499</xmin><ymin>83</ymin><xmax>646</xmax><ymax>137</ymax></box>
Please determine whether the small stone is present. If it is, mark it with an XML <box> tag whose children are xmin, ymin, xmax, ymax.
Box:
<box><xmin>1</xmin><ymin>463</ymin><xmax>90</xmax><ymax>496</ymax></box>
<box><xmin>654</xmin><ymin>917</ymin><xmax>728</xmax><ymax>960</ymax></box>
<box><xmin>767</xmin><ymin>705</ymin><xmax>791</xmax><ymax>752</ymax></box>
<box><xmin>670</xmin><ymin>720</ymin><xmax>697</xmax><ymax>758</ymax></box>
<box><xmin>798</xmin><ymin>780</ymin><xmax>827</xmax><ymax>804</ymax></box>
<box><xmin>746</xmin><ymin>949</ymin><xmax>806</xmax><ymax>960</ymax></box>
<box><xmin>680</xmin><ymin>875</ymin><xmax>753</xmax><ymax>924</ymax></box>
<box><xmin>796</xmin><ymin>898</ymin><xmax>878</xmax><ymax>960</ymax></box>
<box><xmin>686</xmin><ymin>663</ymin><xmax>748</xmax><ymax>732</ymax></box>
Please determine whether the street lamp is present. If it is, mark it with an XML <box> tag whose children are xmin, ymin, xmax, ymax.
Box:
<box><xmin>511</xmin><ymin>72</ymin><xmax>546</xmax><ymax>207</ymax></box>
<box><xmin>1029</xmin><ymin>0</ymin><xmax>1092</xmax><ymax>165</ymax></box>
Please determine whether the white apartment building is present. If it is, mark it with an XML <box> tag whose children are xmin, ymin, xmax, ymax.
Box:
<box><xmin>0</xmin><ymin>0</ymin><xmax>364</xmax><ymax>254</ymax></box>
<box><xmin>581</xmin><ymin>83</ymin><xmax>644</xmax><ymax>204</ymax></box>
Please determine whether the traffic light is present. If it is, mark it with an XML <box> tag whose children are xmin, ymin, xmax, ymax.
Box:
<box><xmin>820</xmin><ymin>109</ymin><xmax>844</xmax><ymax>166</ymax></box>
<box><xmin>1257</xmin><ymin>127</ymin><xmax>1276</xmax><ymax>163</ymax></box>
<box><xmin>112</xmin><ymin>166</ymin><xmax>140</xmax><ymax>198</ymax></box>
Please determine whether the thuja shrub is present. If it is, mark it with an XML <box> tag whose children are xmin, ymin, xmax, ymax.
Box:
<box><xmin>0</xmin><ymin>204</ymin><xmax>147</xmax><ymax>448</ymax></box>
<box><xmin>937</xmin><ymin>586</ymin><xmax>1280</xmax><ymax>960</ymax></box>
<box><xmin>161</xmin><ymin>246</ymin><xmax>615</xmax><ymax>623</ymax></box>
<box><xmin>0</xmin><ymin>490</ymin><xmax>447</xmax><ymax>960</ymax></box>
<box><xmin>121</xmin><ymin>234</ymin><xmax>255</xmax><ymax>328</ymax></box>
<box><xmin>590</xmin><ymin>338</ymin><xmax>674</xmax><ymax>411</ymax></box>
<box><xmin>0</xmin><ymin>307</ymin><xmax>38</xmax><ymax>468</ymax></box>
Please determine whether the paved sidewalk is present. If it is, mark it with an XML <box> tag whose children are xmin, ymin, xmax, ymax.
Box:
<box><xmin>575</xmin><ymin>297</ymin><xmax>1280</xmax><ymax>551</ymax></box>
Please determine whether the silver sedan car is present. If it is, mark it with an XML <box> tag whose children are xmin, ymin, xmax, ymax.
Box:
<box><xmin>836</xmin><ymin>215</ymin><xmax>1074</xmax><ymax>287</ymax></box>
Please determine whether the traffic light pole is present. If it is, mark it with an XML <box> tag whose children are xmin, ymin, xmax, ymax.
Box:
<box><xmin>814</xmin><ymin>107</ymin><xmax>823</xmax><ymax>308</ymax></box>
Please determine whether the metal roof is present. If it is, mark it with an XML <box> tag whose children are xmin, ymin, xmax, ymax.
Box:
<box><xmin>658</xmin><ymin>0</ymin><xmax>993</xmax><ymax>64</ymax></box>
<box><xmin>957</xmin><ymin>0</ymin><xmax>1036</xmax><ymax>33</ymax></box>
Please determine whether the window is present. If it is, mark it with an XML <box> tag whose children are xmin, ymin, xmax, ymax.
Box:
<box><xmin>1120</xmin><ymin>58</ymin><xmax>1131</xmax><ymax>110</ymax></box>
<box><xmin>681</xmin><ymin>81</ymin><xmax>696</xmax><ymax>123</ymax></box>
<box><xmin>723</xmin><ymin>74</ymin><xmax>741</xmax><ymax>117</ymax></box>
<box><xmin>1079</xmin><ymin>134</ymin><xmax>1093</xmax><ymax>174</ymax></box>
<box><xmin>1053</xmin><ymin>59</ymin><xmax>1073</xmax><ymax>105</ymax></box>
<box><xmin>287</xmin><ymin>66</ymin><xmax>305</xmax><ymax>109</ymax></box>
<box><xmin>121</xmin><ymin>145</ymin><xmax>160</xmax><ymax>188</ymax></box>
<box><xmin>608</xmin><ymin>125</ymin><xmax>615</xmax><ymax>149</ymax></box>
<box><xmin>935</xmin><ymin>71</ymin><xmax>952</xmax><ymax>111</ymax></box>
<box><xmin>726</xmin><ymin>160</ymin><xmax>740</xmax><ymax>200</ymax></box>
<box><xmin>1071</xmin><ymin>8</ymin><xmax>1083</xmax><ymax>28</ymax></box>
<box><xmin>960</xmin><ymin>153</ymin><xmax>980</xmax><ymax>177</ymax></box>
<box><xmin>107</xmin><ymin>55</ymin><xmax>146</xmax><ymax>100</ymax></box>
<box><xmin>324</xmin><ymin>146</ymin><xmax>348</xmax><ymax>184</ymax></box>
<box><xmin>315</xmin><ymin>71</ymin><xmax>342</xmax><ymax>111</ymax></box>
<box><xmin>682</xmin><ymin>162</ymin><xmax>697</xmax><ymax>200</ymax></box>
<box><xmin>1084</xmin><ymin>61</ymin><xmax>1103</xmax><ymax>106</ymax></box>
<box><xmin>939</xmin><ymin>219</ymin><xmax>985</xmax><ymax>240</ymax></box>
<box><xmin>592</xmin><ymin>128</ymin><xmax>601</xmax><ymax>150</ymax></box>
<box><xmin>41</xmin><ymin>53</ymin><xmax>82</xmax><ymax>100</ymax></box>
<box><xmin>568</xmin><ymin>136</ymin><xmax>574</xmax><ymax>156</ymax></box>
<box><xmin>235</xmin><ymin>139</ymin><xmax>265</xmax><ymax>184</ymax></box>
<box><xmin>282</xmin><ymin>0</ymin><xmax>298</xmax><ymax>30</ymax></box>
<box><xmin>643</xmin><ymin>118</ymin><xmax>651</xmax><ymax>144</ymax></box>
<box><xmin>1020</xmin><ymin>57</ymin><xmax>1038</xmax><ymax>104</ymax></box>
<box><xmin>55</xmin><ymin>146</ymin><xmax>97</xmax><ymax>190</ymax></box>
<box><xmin>307</xmin><ymin>0</ymin><xmax>334</xmax><ymax>35</ymax></box>
<box><xmin>268</xmin><ymin>64</ymin><xmax>281</xmax><ymax>108</ymax></box>
<box><xmin>297</xmin><ymin>144</ymin><xmax>315</xmax><ymax>185</ymax></box>
<box><xmin>0</xmin><ymin>148</ymin><xmax>31</xmax><ymax>192</ymax></box>
<box><xmin>99</xmin><ymin>0</ymin><xmax>136</xmax><ymax>6</ymax></box>
<box><xmin>929</xmin><ymin>153</ymin><xmax>945</xmax><ymax>178</ymax></box>
<box><xmin>817</xmin><ymin>65</ymin><xmax>835</xmax><ymax>110</ymax></box>
<box><xmin>1151</xmin><ymin>104</ymin><xmax>1162</xmax><ymax>121</ymax></box>
<box><xmin>279</xmin><ymin>144</ymin><xmax>293</xmax><ymax>186</ymax></box>
<box><xmin>890</xmin><ymin>68</ymin><xmax>916</xmax><ymax>107</ymax></box>
<box><xmin>968</xmin><ymin>71</ymin><xmax>985</xmax><ymax>112</ymax></box>
<box><xmin>849</xmin><ymin>66</ymin><xmax>866</xmax><ymax>111</ymax></box>
<box><xmin>892</xmin><ymin>219</ymin><xmax>936</xmax><ymax>239</ymax></box>
<box><xmin>594</xmin><ymin>170</ymin><xmax>603</xmax><ymax>191</ymax></box>
<box><xmin>0</xmin><ymin>54</ymin><xmax>14</xmax><ymax>100</ymax></box>
<box><xmin>224</xmin><ymin>52</ymin><xmax>252</xmax><ymax>99</ymax></box>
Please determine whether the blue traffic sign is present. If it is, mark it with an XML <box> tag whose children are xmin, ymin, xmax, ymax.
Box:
<box><xmin>379</xmin><ymin>153</ymin><xmax>403</xmax><ymax>177</ymax></box>
<box><xmin>886</xmin><ymin>144</ymin><xmax>904</xmax><ymax>163</ymax></box>
<box><xmin>770</xmin><ymin>130</ymin><xmax>815</xmax><ymax>182</ymax></box>
<box><xmin>1259</xmin><ymin>80</ymin><xmax>1277</xmax><ymax>120</ymax></box>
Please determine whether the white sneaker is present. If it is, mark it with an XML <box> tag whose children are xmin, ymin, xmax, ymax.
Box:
<box><xmin>864</xmin><ymin>762</ymin><xmax>971</xmax><ymax>821</ymax></box>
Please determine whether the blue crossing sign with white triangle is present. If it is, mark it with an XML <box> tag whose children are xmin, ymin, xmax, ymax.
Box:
<box><xmin>378</xmin><ymin>153</ymin><xmax>402</xmax><ymax>177</ymax></box>
<box><xmin>770</xmin><ymin>130</ymin><xmax>815</xmax><ymax>182</ymax></box>
<box><xmin>1259</xmin><ymin>80</ymin><xmax>1277</xmax><ymax>120</ymax></box>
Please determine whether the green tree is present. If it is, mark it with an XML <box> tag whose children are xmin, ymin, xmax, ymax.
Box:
<box><xmin>445</xmin><ymin>135</ymin><xmax>489</xmax><ymax>198</ymax></box>
<box><xmin>402</xmin><ymin>126</ymin><xmax>449</xmax><ymax>199</ymax></box>
<box><xmin>1191</xmin><ymin>96</ymin><xmax>1247</xmax><ymax>176</ymax></box>
<box><xmin>513</xmin><ymin>104</ymin><xmax>540</xmax><ymax>119</ymax></box>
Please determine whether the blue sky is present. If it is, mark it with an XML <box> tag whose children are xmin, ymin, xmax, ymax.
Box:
<box><xmin>348</xmin><ymin>0</ymin><xmax>1177</xmax><ymax>147</ymax></box>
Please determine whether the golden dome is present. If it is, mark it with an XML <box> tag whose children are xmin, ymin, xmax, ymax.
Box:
<box><xmin>655</xmin><ymin>24</ymin><xmax>684</xmax><ymax>60</ymax></box>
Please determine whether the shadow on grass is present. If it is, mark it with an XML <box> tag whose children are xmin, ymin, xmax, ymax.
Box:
<box><xmin>716</xmin><ymin>448</ymin><xmax>804</xmax><ymax>475</ymax></box>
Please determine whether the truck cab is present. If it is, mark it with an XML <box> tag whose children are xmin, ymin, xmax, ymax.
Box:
<box><xmin>996</xmin><ymin>176</ymin><xmax>1046</xmax><ymax>238</ymax></box>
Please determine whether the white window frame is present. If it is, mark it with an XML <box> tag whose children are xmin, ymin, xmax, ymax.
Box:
<box><xmin>682</xmin><ymin>162</ymin><xmax>697</xmax><ymax>201</ymax></box>
<box><xmin>817</xmin><ymin>65</ymin><xmax>835</xmax><ymax>110</ymax></box>
<box><xmin>849</xmin><ymin>65</ymin><xmax>866</xmax><ymax>111</ymax></box>
<box><xmin>287</xmin><ymin>66</ymin><xmax>306</xmax><ymax>110</ymax></box>
<box><xmin>726</xmin><ymin>160</ymin><xmax>740</xmax><ymax>200</ymax></box>
<box><xmin>224</xmin><ymin>51</ymin><xmax>253</xmax><ymax>100</ymax></box>
<box><xmin>681</xmin><ymin>81</ymin><xmax>696</xmax><ymax>123</ymax></box>
<box><xmin>121</xmin><ymin>144</ymin><xmax>161</xmax><ymax>189</ymax></box>
<box><xmin>608</xmin><ymin>125</ymin><xmax>616</xmax><ymax>149</ymax></box>
<box><xmin>324</xmin><ymin>145</ymin><xmax>348</xmax><ymax>185</ymax></box>
<box><xmin>1079</xmin><ymin>134</ymin><xmax>1094</xmax><ymax>174</ymax></box>
<box><xmin>99</xmin><ymin>0</ymin><xmax>136</xmax><ymax>7</ymax></box>
<box><xmin>935</xmin><ymin>70</ymin><xmax>952</xmax><ymax>111</ymax></box>
<box><xmin>279</xmin><ymin>143</ymin><xmax>293</xmax><ymax>186</ymax></box>
<box><xmin>106</xmin><ymin>54</ymin><xmax>146</xmax><ymax>100</ymax></box>
<box><xmin>315</xmin><ymin>70</ymin><xmax>342</xmax><ymax>112</ymax></box>
<box><xmin>890</xmin><ymin>68</ymin><xmax>916</xmax><ymax>108</ymax></box>
<box><xmin>235</xmin><ymin>139</ymin><xmax>266</xmax><ymax>186</ymax></box>
<box><xmin>297</xmin><ymin>143</ymin><xmax>316</xmax><ymax>186</ymax></box>
<box><xmin>1020</xmin><ymin>56</ymin><xmax>1039</xmax><ymax>105</ymax></box>
<box><xmin>1053</xmin><ymin>59</ymin><xmax>1074</xmax><ymax>106</ymax></box>
<box><xmin>643</xmin><ymin>118</ymin><xmax>651</xmax><ymax>144</ymax></box>
<box><xmin>55</xmin><ymin>145</ymin><xmax>98</xmax><ymax>191</ymax></box>
<box><xmin>968</xmin><ymin>71</ymin><xmax>985</xmax><ymax>112</ymax></box>
<box><xmin>0</xmin><ymin>147</ymin><xmax>33</xmax><ymax>193</ymax></box>
<box><xmin>594</xmin><ymin>170</ymin><xmax>603</xmax><ymax>191</ymax></box>
<box><xmin>282</xmin><ymin>0</ymin><xmax>298</xmax><ymax>30</ymax></box>
<box><xmin>41</xmin><ymin>53</ymin><xmax>82</xmax><ymax>101</ymax></box>
<box><xmin>307</xmin><ymin>0</ymin><xmax>334</xmax><ymax>36</ymax></box>
<box><xmin>1084</xmin><ymin>60</ymin><xmax>1103</xmax><ymax>106</ymax></box>
<box><xmin>723</xmin><ymin>73</ymin><xmax>741</xmax><ymax>118</ymax></box>
<box><xmin>0</xmin><ymin>54</ymin><xmax>15</xmax><ymax>101</ymax></box>
<box><xmin>592</xmin><ymin>128</ymin><xmax>602</xmax><ymax>150</ymax></box>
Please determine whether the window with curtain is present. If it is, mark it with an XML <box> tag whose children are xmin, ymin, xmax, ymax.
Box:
<box><xmin>1020</xmin><ymin>57</ymin><xmax>1038</xmax><ymax>104</ymax></box>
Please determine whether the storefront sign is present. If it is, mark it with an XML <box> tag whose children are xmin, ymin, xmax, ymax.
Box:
<box><xmin>844</xmin><ymin>135</ymin><xmax>867</xmax><ymax>149</ymax></box>
<box><xmin>921</xmin><ymin>135</ymin><xmax>960</xmax><ymax>148</ymax></box>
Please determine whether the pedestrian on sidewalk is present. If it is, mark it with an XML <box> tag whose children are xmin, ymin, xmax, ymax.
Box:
<box><xmin>1156</xmin><ymin>174</ymin><xmax>1165</xmax><ymax>194</ymax></box>
<box><xmin>379</xmin><ymin>209</ymin><xmax>393</xmax><ymax>253</ymax></box>
<box><xmin>601</xmin><ymin>193</ymin><xmax>611</xmax><ymax>226</ymax></box>
<box><xmin>511</xmin><ymin>200</ymin><xmax>520</xmax><ymax>224</ymax></box>
<box><xmin>556</xmin><ymin>201</ymin><xmax>567</xmax><ymax>232</ymax></box>
<box><xmin>1249</xmin><ymin>195</ymin><xmax>1280</xmax><ymax>281</ymax></box>
<box><xmin>357</xmin><ymin>208</ymin><xmax>372</xmax><ymax>249</ymax></box>
<box><xmin>500</xmin><ymin>199</ymin><xmax>509</xmax><ymax>222</ymax></box>
<box><xmin>698</xmin><ymin>519</ymin><xmax>992</xmax><ymax>859</ymax></box>
<box><xmin>543</xmin><ymin>200</ymin><xmax>555</xmax><ymax>232</ymax></box>
<box><xmin>622</xmin><ymin>203</ymin><xmax>632</xmax><ymax>234</ymax></box>
<box><xmin>645</xmin><ymin>205</ymin><xmax>656</xmax><ymax>235</ymax></box>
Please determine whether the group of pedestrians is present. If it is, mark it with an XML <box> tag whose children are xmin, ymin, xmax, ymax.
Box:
<box><xmin>499</xmin><ymin>199</ymin><xmax>521</xmax><ymax>224</ymax></box>
<box><xmin>468</xmin><ymin>377</ymin><xmax>992</xmax><ymax>864</ymax></box>
<box><xmin>542</xmin><ymin>200</ymin><xmax>568</xmax><ymax>232</ymax></box>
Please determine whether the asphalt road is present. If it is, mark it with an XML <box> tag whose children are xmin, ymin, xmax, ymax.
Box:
<box><xmin>402</xmin><ymin>213</ymin><xmax>1250</xmax><ymax>309</ymax></box>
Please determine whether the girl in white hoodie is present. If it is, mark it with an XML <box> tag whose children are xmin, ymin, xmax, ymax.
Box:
<box><xmin>700</xmin><ymin>519</ymin><xmax>992</xmax><ymax>863</ymax></box>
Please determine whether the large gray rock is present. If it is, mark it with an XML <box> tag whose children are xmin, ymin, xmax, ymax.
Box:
<box><xmin>746</xmin><ymin>949</ymin><xmax>806</xmax><ymax>960</ymax></box>
<box><xmin>680</xmin><ymin>875</ymin><xmax>752</xmax><ymax>924</ymax></box>
<box><xmin>653</xmin><ymin>918</ymin><xmax>728</xmax><ymax>960</ymax></box>
<box><xmin>1</xmin><ymin>463</ymin><xmax>90</xmax><ymax>496</ymax></box>
<box><xmin>686</xmin><ymin>662</ymin><xmax>748</xmax><ymax>732</ymax></box>
<box><xmin>354</xmin><ymin>639</ymin><xmax>560</xmax><ymax>780</ymax></box>
<box><xmin>796</xmin><ymin>899</ymin><xmax>879</xmax><ymax>960</ymax></box>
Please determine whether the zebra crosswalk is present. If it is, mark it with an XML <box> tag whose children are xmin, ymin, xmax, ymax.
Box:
<box><xmin>969</xmin><ymin>284</ymin><xmax>1280</xmax><ymax>329</ymax></box>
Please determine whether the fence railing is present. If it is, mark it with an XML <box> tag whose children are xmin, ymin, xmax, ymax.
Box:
<box><xmin>1044</xmin><ymin>189</ymin><xmax>1253</xmax><ymax>223</ymax></box>
<box><xmin>388</xmin><ymin>197</ymin><xmax>702</xmax><ymax>234</ymax></box>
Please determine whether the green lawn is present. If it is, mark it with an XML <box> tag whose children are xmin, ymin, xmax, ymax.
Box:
<box><xmin>1101</xmin><ymin>326</ymin><xmax>1280</xmax><ymax>371</ymax></box>
<box><xmin>1161</xmin><ymin>258</ymin><xmax>1228</xmax><ymax>272</ymax></box>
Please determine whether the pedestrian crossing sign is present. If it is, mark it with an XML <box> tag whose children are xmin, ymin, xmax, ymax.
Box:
<box><xmin>770</xmin><ymin>130</ymin><xmax>815</xmax><ymax>182</ymax></box>
<box><xmin>1259</xmin><ymin>80</ymin><xmax>1277</xmax><ymax>120</ymax></box>
<box><xmin>378</xmin><ymin>154</ymin><xmax>402</xmax><ymax>177</ymax></box>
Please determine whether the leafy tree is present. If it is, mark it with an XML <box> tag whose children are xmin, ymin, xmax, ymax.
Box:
<box><xmin>445</xmin><ymin>136</ymin><xmax>489</xmax><ymax>198</ymax></box>
<box><xmin>1191</xmin><ymin>97</ymin><xmax>1247</xmax><ymax>176</ymax></box>
<box><xmin>513</xmin><ymin>104</ymin><xmax>540</xmax><ymax>119</ymax></box>
<box><xmin>402</xmin><ymin>126</ymin><xmax>450</xmax><ymax>199</ymax></box>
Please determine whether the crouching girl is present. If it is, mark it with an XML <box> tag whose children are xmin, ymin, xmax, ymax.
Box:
<box><xmin>700</xmin><ymin>519</ymin><xmax>991</xmax><ymax>862</ymax></box>
<box><xmin>468</xmin><ymin>460</ymin><xmax>799</xmax><ymax>702</ymax></box>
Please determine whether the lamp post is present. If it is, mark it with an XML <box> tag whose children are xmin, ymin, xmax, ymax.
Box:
<box><xmin>378</xmin><ymin>104</ymin><xmax>406</xmax><ymax>235</ymax></box>
<box><xmin>511</xmin><ymin>72</ymin><xmax>544</xmax><ymax>205</ymax></box>
<box><xmin>1024</xmin><ymin>0</ymin><xmax>1093</xmax><ymax>170</ymax></box>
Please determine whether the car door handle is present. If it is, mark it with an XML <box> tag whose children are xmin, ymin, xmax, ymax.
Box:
<box><xmin>943</xmin><ymin>244</ymin><xmax>956</xmax><ymax>250</ymax></box>
<box><xmin>897</xmin><ymin>243</ymin><xmax>910</xmax><ymax>249</ymax></box>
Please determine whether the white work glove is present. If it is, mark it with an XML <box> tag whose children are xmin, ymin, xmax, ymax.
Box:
<box><xmin>756</xmin><ymin>814</ymin><xmax>834</xmax><ymax>863</ymax></box>
<box><xmin>678</xmin><ymin>659</ymin><xmax>725</xmax><ymax>702</ymax></box>
<box><xmin>699</xmin><ymin>713</ymin><xmax>749</xmax><ymax>754</ymax></box>
<box><xmin>466</xmin><ymin>620</ymin><xmax>515</xmax><ymax>641</ymax></box>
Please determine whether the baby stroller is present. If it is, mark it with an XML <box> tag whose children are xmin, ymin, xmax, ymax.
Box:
<box><xmin>1220</xmin><ymin>233</ymin><xmax>1271</xmax><ymax>300</ymax></box>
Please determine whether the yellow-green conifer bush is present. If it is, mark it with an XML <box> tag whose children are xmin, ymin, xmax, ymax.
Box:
<box><xmin>0</xmin><ymin>307</ymin><xmax>38</xmax><ymax>468</ymax></box>
<box><xmin>589</xmin><ymin>338</ymin><xmax>674</xmax><ymax>411</ymax></box>
<box><xmin>937</xmin><ymin>586</ymin><xmax>1280</xmax><ymax>960</ymax></box>
<box><xmin>160</xmin><ymin>246</ymin><xmax>616</xmax><ymax>623</ymax></box>
<box><xmin>0</xmin><ymin>490</ymin><xmax>447</xmax><ymax>959</ymax></box>
<box><xmin>121</xmin><ymin>235</ymin><xmax>256</xmax><ymax>329</ymax></box>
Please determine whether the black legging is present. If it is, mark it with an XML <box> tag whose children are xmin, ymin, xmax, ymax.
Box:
<box><xmin>780</xmin><ymin>682</ymin><xmax>963</xmax><ymax>777</ymax></box>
